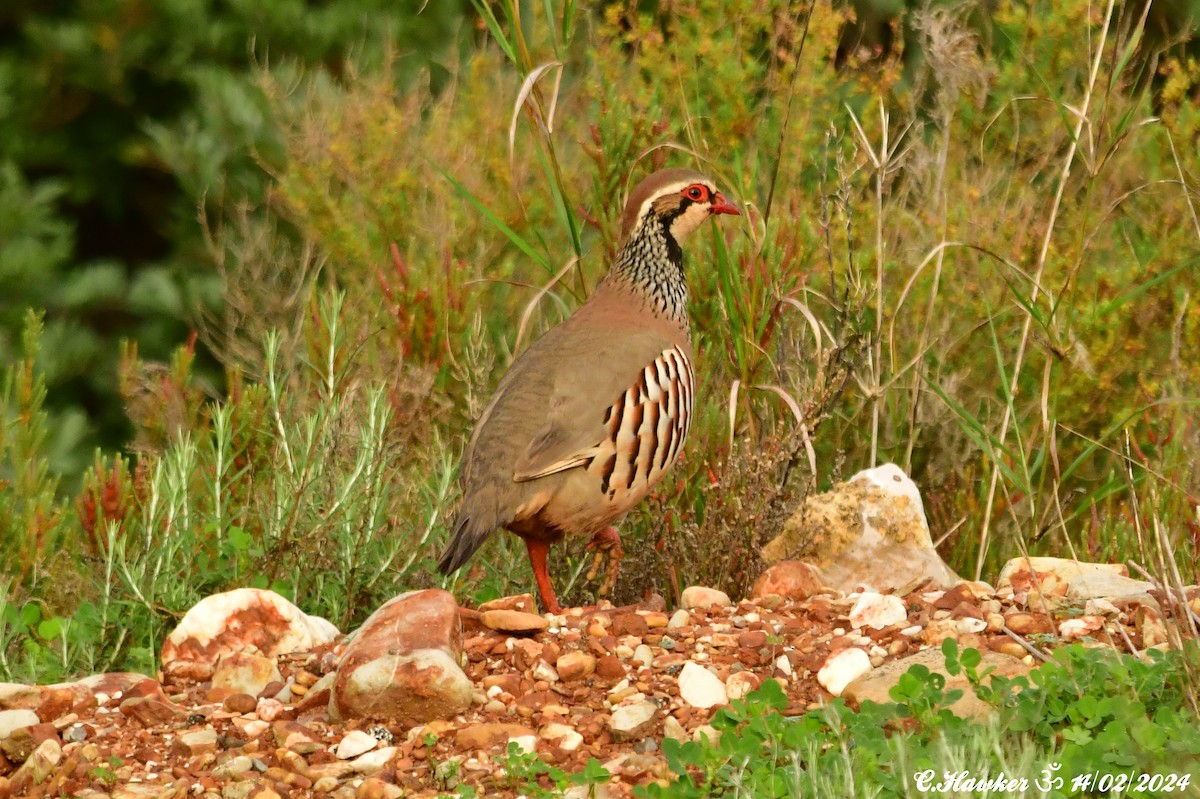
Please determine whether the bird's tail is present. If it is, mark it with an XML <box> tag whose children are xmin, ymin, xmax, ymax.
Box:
<box><xmin>437</xmin><ymin>513</ymin><xmax>496</xmax><ymax>575</ymax></box>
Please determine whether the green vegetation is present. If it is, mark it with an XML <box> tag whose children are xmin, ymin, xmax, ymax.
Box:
<box><xmin>633</xmin><ymin>642</ymin><xmax>1200</xmax><ymax>798</ymax></box>
<box><xmin>447</xmin><ymin>642</ymin><xmax>1200</xmax><ymax>798</ymax></box>
<box><xmin>1</xmin><ymin>0</ymin><xmax>1198</xmax><ymax>700</ymax></box>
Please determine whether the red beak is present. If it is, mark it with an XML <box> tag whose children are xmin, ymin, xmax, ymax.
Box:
<box><xmin>710</xmin><ymin>192</ymin><xmax>740</xmax><ymax>216</ymax></box>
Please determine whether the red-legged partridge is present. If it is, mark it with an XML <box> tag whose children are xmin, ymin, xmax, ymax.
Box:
<box><xmin>438</xmin><ymin>168</ymin><xmax>739</xmax><ymax>613</ymax></box>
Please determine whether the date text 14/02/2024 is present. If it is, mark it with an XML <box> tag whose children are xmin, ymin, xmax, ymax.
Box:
<box><xmin>914</xmin><ymin>766</ymin><xmax>1192</xmax><ymax>794</ymax></box>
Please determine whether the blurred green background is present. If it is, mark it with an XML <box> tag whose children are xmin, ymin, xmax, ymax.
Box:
<box><xmin>0</xmin><ymin>0</ymin><xmax>471</xmax><ymax>476</ymax></box>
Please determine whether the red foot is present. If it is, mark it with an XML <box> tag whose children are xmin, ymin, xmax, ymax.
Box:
<box><xmin>524</xmin><ymin>537</ymin><xmax>562</xmax><ymax>614</ymax></box>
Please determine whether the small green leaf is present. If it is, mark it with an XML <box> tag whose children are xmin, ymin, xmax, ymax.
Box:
<box><xmin>36</xmin><ymin>617</ymin><xmax>63</xmax><ymax>640</ymax></box>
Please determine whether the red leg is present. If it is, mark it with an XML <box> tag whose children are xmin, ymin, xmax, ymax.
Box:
<box><xmin>585</xmin><ymin>526</ymin><xmax>625</xmax><ymax>596</ymax></box>
<box><xmin>524</xmin><ymin>537</ymin><xmax>562</xmax><ymax>615</ymax></box>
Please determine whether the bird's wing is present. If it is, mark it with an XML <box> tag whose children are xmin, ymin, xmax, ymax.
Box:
<box><xmin>513</xmin><ymin>326</ymin><xmax>682</xmax><ymax>482</ymax></box>
<box><xmin>465</xmin><ymin>321</ymin><xmax>683</xmax><ymax>484</ymax></box>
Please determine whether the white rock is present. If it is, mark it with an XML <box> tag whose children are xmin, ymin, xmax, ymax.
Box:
<box><xmin>678</xmin><ymin>661</ymin><xmax>728</xmax><ymax>709</ymax></box>
<box><xmin>336</xmin><ymin>729</ymin><xmax>379</xmax><ymax>759</ymax></box>
<box><xmin>214</xmin><ymin>755</ymin><xmax>255</xmax><ymax>778</ymax></box>
<box><xmin>540</xmin><ymin>722</ymin><xmax>583</xmax><ymax>751</ymax></box>
<box><xmin>662</xmin><ymin>715</ymin><xmax>688</xmax><ymax>742</ymax></box>
<box><xmin>848</xmin><ymin>593</ymin><xmax>908</xmax><ymax>630</ymax></box>
<box><xmin>899</xmin><ymin>625</ymin><xmax>923</xmax><ymax>637</ymax></box>
<box><xmin>632</xmin><ymin>644</ymin><xmax>654</xmax><ymax>668</ymax></box>
<box><xmin>681</xmin><ymin>586</ymin><xmax>732</xmax><ymax>610</ymax></box>
<box><xmin>563</xmin><ymin>786</ymin><xmax>616</xmax><ymax>799</ymax></box>
<box><xmin>956</xmin><ymin>618</ymin><xmax>987</xmax><ymax>634</ymax></box>
<box><xmin>725</xmin><ymin>672</ymin><xmax>760</xmax><ymax>701</ymax></box>
<box><xmin>511</xmin><ymin>734</ymin><xmax>538</xmax><ymax>754</ymax></box>
<box><xmin>240</xmin><ymin>719</ymin><xmax>269</xmax><ymax>738</ymax></box>
<box><xmin>0</xmin><ymin>708</ymin><xmax>40</xmax><ymax>740</ymax></box>
<box><xmin>693</xmin><ymin>724</ymin><xmax>720</xmax><ymax>744</ymax></box>
<box><xmin>1059</xmin><ymin>616</ymin><xmax>1105</xmax><ymax>639</ymax></box>
<box><xmin>331</xmin><ymin>590</ymin><xmax>471</xmax><ymax>724</ymax></box>
<box><xmin>773</xmin><ymin>654</ymin><xmax>793</xmax><ymax>677</ymax></box>
<box><xmin>532</xmin><ymin>660</ymin><xmax>559</xmax><ymax>683</ymax></box>
<box><xmin>668</xmin><ymin>609</ymin><xmax>692</xmax><ymax>630</ymax></box>
<box><xmin>607</xmin><ymin>679</ymin><xmax>629</xmax><ymax>696</ymax></box>
<box><xmin>608</xmin><ymin>701</ymin><xmax>658</xmax><ymax>741</ymax></box>
<box><xmin>817</xmin><ymin>648</ymin><xmax>872</xmax><ymax>697</ymax></box>
<box><xmin>351</xmin><ymin>745</ymin><xmax>398</xmax><ymax>774</ymax></box>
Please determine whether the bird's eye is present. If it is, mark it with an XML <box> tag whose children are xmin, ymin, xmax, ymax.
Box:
<box><xmin>685</xmin><ymin>185</ymin><xmax>708</xmax><ymax>202</ymax></box>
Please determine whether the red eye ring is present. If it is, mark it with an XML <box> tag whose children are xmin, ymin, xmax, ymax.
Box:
<box><xmin>685</xmin><ymin>185</ymin><xmax>708</xmax><ymax>201</ymax></box>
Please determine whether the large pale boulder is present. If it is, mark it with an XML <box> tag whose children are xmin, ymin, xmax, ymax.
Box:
<box><xmin>762</xmin><ymin>464</ymin><xmax>958</xmax><ymax>593</ymax></box>
<box><xmin>161</xmin><ymin>588</ymin><xmax>339</xmax><ymax>681</ymax></box>
<box><xmin>843</xmin><ymin>647</ymin><xmax>1031</xmax><ymax>719</ymax></box>
<box><xmin>331</xmin><ymin>589</ymin><xmax>472</xmax><ymax>723</ymax></box>
<box><xmin>996</xmin><ymin>557</ymin><xmax>1150</xmax><ymax>604</ymax></box>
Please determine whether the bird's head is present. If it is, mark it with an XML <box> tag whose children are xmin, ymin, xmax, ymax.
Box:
<box><xmin>619</xmin><ymin>168</ymin><xmax>740</xmax><ymax>246</ymax></box>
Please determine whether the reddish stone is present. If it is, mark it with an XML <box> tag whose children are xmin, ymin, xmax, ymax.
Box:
<box><xmin>223</xmin><ymin>693</ymin><xmax>258</xmax><ymax>714</ymax></box>
<box><xmin>331</xmin><ymin>589</ymin><xmax>472</xmax><ymax>723</ymax></box>
<box><xmin>751</xmin><ymin>561</ymin><xmax>825</xmax><ymax>601</ymax></box>
<box><xmin>737</xmin><ymin>631</ymin><xmax>768</xmax><ymax>649</ymax></box>
<box><xmin>933</xmin><ymin>584</ymin><xmax>970</xmax><ymax>610</ymax></box>
<box><xmin>515</xmin><ymin>691</ymin><xmax>556</xmax><ymax>712</ymax></box>
<box><xmin>455</xmin><ymin>723</ymin><xmax>536</xmax><ymax>750</ymax></box>
<box><xmin>478</xmin><ymin>594</ymin><xmax>537</xmax><ymax>614</ymax></box>
<box><xmin>32</xmin><ymin>688</ymin><xmax>74</xmax><ymax>724</ymax></box>
<box><xmin>119</xmin><ymin>696</ymin><xmax>186</xmax><ymax>727</ymax></box>
<box><xmin>595</xmin><ymin>655</ymin><xmax>625</xmax><ymax>681</ymax></box>
<box><xmin>611</xmin><ymin>614</ymin><xmax>649</xmax><ymax>637</ymax></box>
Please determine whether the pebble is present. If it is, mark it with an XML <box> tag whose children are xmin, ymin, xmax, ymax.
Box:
<box><xmin>848</xmin><ymin>593</ymin><xmax>907</xmax><ymax>630</ymax></box>
<box><xmin>1059</xmin><ymin>616</ymin><xmax>1105</xmax><ymax>639</ymax></box>
<box><xmin>336</xmin><ymin>729</ymin><xmax>379</xmax><ymax>759</ymax></box>
<box><xmin>0</xmin><ymin>709</ymin><xmax>40</xmax><ymax>739</ymax></box>
<box><xmin>223</xmin><ymin>693</ymin><xmax>257</xmax><ymax>714</ymax></box>
<box><xmin>556</xmin><ymin>651</ymin><xmax>596</xmax><ymax>681</ymax></box>
<box><xmin>678</xmin><ymin>661</ymin><xmax>727</xmax><ymax>709</ymax></box>
<box><xmin>817</xmin><ymin>648</ymin><xmax>872</xmax><ymax>697</ymax></box>
<box><xmin>540</xmin><ymin>722</ymin><xmax>583</xmax><ymax>751</ymax></box>
<box><xmin>596</xmin><ymin>655</ymin><xmax>625</xmax><ymax>680</ymax></box>
<box><xmin>482</xmin><ymin>610</ymin><xmax>550</xmax><ymax>635</ymax></box>
<box><xmin>662</xmin><ymin>714</ymin><xmax>688</xmax><ymax>742</ymax></box>
<box><xmin>668</xmin><ymin>609</ymin><xmax>692</xmax><ymax>630</ymax></box>
<box><xmin>608</xmin><ymin>701</ymin><xmax>658</xmax><ymax>741</ymax></box>
<box><xmin>532</xmin><ymin>660</ymin><xmax>560</xmax><ymax>683</ymax></box>
<box><xmin>956</xmin><ymin>618</ymin><xmax>987</xmax><ymax>634</ymax></box>
<box><xmin>213</xmin><ymin>755</ymin><xmax>254</xmax><ymax>778</ymax></box>
<box><xmin>255</xmin><ymin>697</ymin><xmax>285</xmax><ymax>721</ymax></box>
<box><xmin>351</xmin><ymin>746</ymin><xmax>398</xmax><ymax>774</ymax></box>
<box><xmin>725</xmin><ymin>671</ymin><xmax>761</xmax><ymax>701</ymax></box>
<box><xmin>681</xmin><ymin>586</ymin><xmax>732</xmax><ymax>610</ymax></box>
